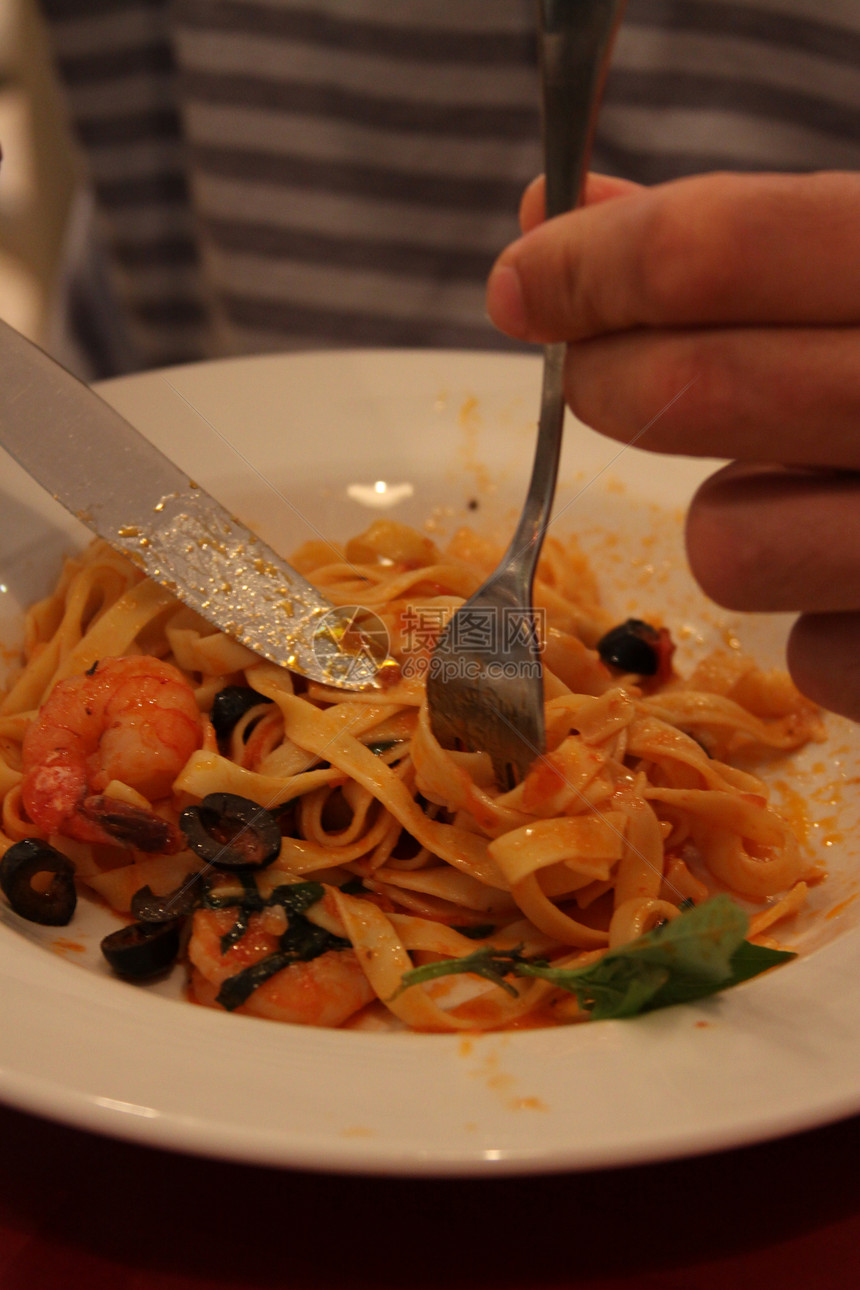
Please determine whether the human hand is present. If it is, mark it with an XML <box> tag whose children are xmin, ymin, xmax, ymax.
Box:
<box><xmin>487</xmin><ymin>170</ymin><xmax>860</xmax><ymax>721</ymax></box>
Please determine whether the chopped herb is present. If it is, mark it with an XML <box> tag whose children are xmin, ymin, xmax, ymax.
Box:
<box><xmin>203</xmin><ymin>878</ymin><xmax>323</xmax><ymax>917</ymax></box>
<box><xmin>220</xmin><ymin>906</ymin><xmax>251</xmax><ymax>954</ymax></box>
<box><xmin>218</xmin><ymin>873</ymin><xmax>260</xmax><ymax>953</ymax></box>
<box><xmin>266</xmin><ymin>882</ymin><xmax>326</xmax><ymax>917</ymax></box>
<box><xmin>392</xmin><ymin>896</ymin><xmax>795</xmax><ymax>1021</ymax></box>
<box><xmin>217</xmin><ymin>950</ymin><xmax>296</xmax><ymax>1010</ymax></box>
<box><xmin>216</xmin><ymin>924</ymin><xmax>350</xmax><ymax>1011</ymax></box>
<box><xmin>279</xmin><ymin>917</ymin><xmax>349</xmax><ymax>963</ymax></box>
<box><xmin>365</xmin><ymin>740</ymin><xmax>403</xmax><ymax>756</ymax></box>
<box><xmin>392</xmin><ymin>944</ymin><xmax>527</xmax><ymax>999</ymax></box>
<box><xmin>214</xmin><ymin>880</ymin><xmax>350</xmax><ymax>1011</ymax></box>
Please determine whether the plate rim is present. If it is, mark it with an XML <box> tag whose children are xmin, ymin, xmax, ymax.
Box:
<box><xmin>0</xmin><ymin>346</ymin><xmax>857</xmax><ymax>1176</ymax></box>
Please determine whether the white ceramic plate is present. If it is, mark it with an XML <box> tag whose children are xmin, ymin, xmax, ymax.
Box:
<box><xmin>1</xmin><ymin>349</ymin><xmax>860</xmax><ymax>1177</ymax></box>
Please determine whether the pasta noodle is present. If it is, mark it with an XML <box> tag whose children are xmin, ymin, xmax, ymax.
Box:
<box><xmin>0</xmin><ymin>521</ymin><xmax>824</xmax><ymax>1031</ymax></box>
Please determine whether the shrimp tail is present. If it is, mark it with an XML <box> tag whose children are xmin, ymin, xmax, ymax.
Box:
<box><xmin>21</xmin><ymin>753</ymin><xmax>86</xmax><ymax>836</ymax></box>
<box><xmin>77</xmin><ymin>796</ymin><xmax>184</xmax><ymax>853</ymax></box>
<box><xmin>21</xmin><ymin>655</ymin><xmax>201</xmax><ymax>851</ymax></box>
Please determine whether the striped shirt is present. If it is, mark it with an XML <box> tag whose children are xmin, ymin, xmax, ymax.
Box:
<box><xmin>38</xmin><ymin>0</ymin><xmax>860</xmax><ymax>376</ymax></box>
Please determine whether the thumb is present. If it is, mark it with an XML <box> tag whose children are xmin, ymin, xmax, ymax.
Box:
<box><xmin>519</xmin><ymin>171</ymin><xmax>642</xmax><ymax>232</ymax></box>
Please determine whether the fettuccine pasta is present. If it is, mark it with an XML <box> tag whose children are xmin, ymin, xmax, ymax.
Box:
<box><xmin>0</xmin><ymin>521</ymin><xmax>824</xmax><ymax>1030</ymax></box>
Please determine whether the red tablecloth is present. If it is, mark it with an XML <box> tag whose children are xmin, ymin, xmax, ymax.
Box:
<box><xmin>1</xmin><ymin>1101</ymin><xmax>859</xmax><ymax>1289</ymax></box>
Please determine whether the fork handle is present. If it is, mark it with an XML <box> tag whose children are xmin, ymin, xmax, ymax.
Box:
<box><xmin>504</xmin><ymin>0</ymin><xmax>627</xmax><ymax>584</ymax></box>
<box><xmin>539</xmin><ymin>0</ymin><xmax>627</xmax><ymax>220</ymax></box>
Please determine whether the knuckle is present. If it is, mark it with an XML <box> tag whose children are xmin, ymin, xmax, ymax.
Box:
<box><xmin>786</xmin><ymin>613</ymin><xmax>860</xmax><ymax>721</ymax></box>
<box><xmin>637</xmin><ymin>342</ymin><xmax>707</xmax><ymax>453</ymax></box>
<box><xmin>634</xmin><ymin>186</ymin><xmax>736</xmax><ymax>324</ymax></box>
<box><xmin>686</xmin><ymin>479</ymin><xmax>763</xmax><ymax>610</ymax></box>
<box><xmin>562</xmin><ymin>339</ymin><xmax>628</xmax><ymax>437</ymax></box>
<box><xmin>521</xmin><ymin>211</ymin><xmax>605</xmax><ymax>342</ymax></box>
<box><xmin>563</xmin><ymin>333</ymin><xmax>708</xmax><ymax>451</ymax></box>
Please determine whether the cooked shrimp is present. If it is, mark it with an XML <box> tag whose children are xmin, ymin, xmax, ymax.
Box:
<box><xmin>21</xmin><ymin>656</ymin><xmax>201</xmax><ymax>849</ymax></box>
<box><xmin>188</xmin><ymin>906</ymin><xmax>375</xmax><ymax>1027</ymax></box>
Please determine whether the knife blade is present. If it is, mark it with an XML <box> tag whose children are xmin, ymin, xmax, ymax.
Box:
<box><xmin>0</xmin><ymin>319</ymin><xmax>381</xmax><ymax>688</ymax></box>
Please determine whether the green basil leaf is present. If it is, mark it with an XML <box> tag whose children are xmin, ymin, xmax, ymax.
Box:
<box><xmin>392</xmin><ymin>896</ymin><xmax>796</xmax><ymax>1021</ymax></box>
<box><xmin>518</xmin><ymin>896</ymin><xmax>795</xmax><ymax>1018</ymax></box>
<box><xmin>392</xmin><ymin>945</ymin><xmax>525</xmax><ymax>999</ymax></box>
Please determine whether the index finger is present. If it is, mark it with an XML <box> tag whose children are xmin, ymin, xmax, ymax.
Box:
<box><xmin>488</xmin><ymin>171</ymin><xmax>860</xmax><ymax>344</ymax></box>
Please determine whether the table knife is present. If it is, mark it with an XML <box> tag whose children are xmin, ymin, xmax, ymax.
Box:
<box><xmin>0</xmin><ymin>319</ymin><xmax>379</xmax><ymax>688</ymax></box>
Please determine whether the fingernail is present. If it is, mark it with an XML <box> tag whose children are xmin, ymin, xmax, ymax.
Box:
<box><xmin>486</xmin><ymin>261</ymin><xmax>527</xmax><ymax>338</ymax></box>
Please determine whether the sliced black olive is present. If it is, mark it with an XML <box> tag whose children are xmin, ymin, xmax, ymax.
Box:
<box><xmin>101</xmin><ymin>919</ymin><xmax>183</xmax><ymax>978</ymax></box>
<box><xmin>179</xmin><ymin>792</ymin><xmax>281</xmax><ymax>870</ymax></box>
<box><xmin>130</xmin><ymin>872</ymin><xmax>206</xmax><ymax>922</ymax></box>
<box><xmin>0</xmin><ymin>838</ymin><xmax>77</xmax><ymax>926</ymax></box>
<box><xmin>210</xmin><ymin>686</ymin><xmax>273</xmax><ymax>740</ymax></box>
<box><xmin>597</xmin><ymin>618</ymin><xmax>661</xmax><ymax>675</ymax></box>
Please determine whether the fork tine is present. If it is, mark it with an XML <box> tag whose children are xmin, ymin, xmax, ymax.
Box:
<box><xmin>426</xmin><ymin>606</ymin><xmax>546</xmax><ymax>789</ymax></box>
<box><xmin>426</xmin><ymin>0</ymin><xmax>626</xmax><ymax>785</ymax></box>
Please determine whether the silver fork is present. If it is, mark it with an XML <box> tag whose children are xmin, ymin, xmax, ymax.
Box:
<box><xmin>426</xmin><ymin>0</ymin><xmax>627</xmax><ymax>790</ymax></box>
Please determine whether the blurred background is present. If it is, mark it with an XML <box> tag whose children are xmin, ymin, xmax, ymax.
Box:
<box><xmin>0</xmin><ymin>0</ymin><xmax>86</xmax><ymax>371</ymax></box>
<box><xmin>4</xmin><ymin>2</ymin><xmax>857</xmax><ymax>388</ymax></box>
